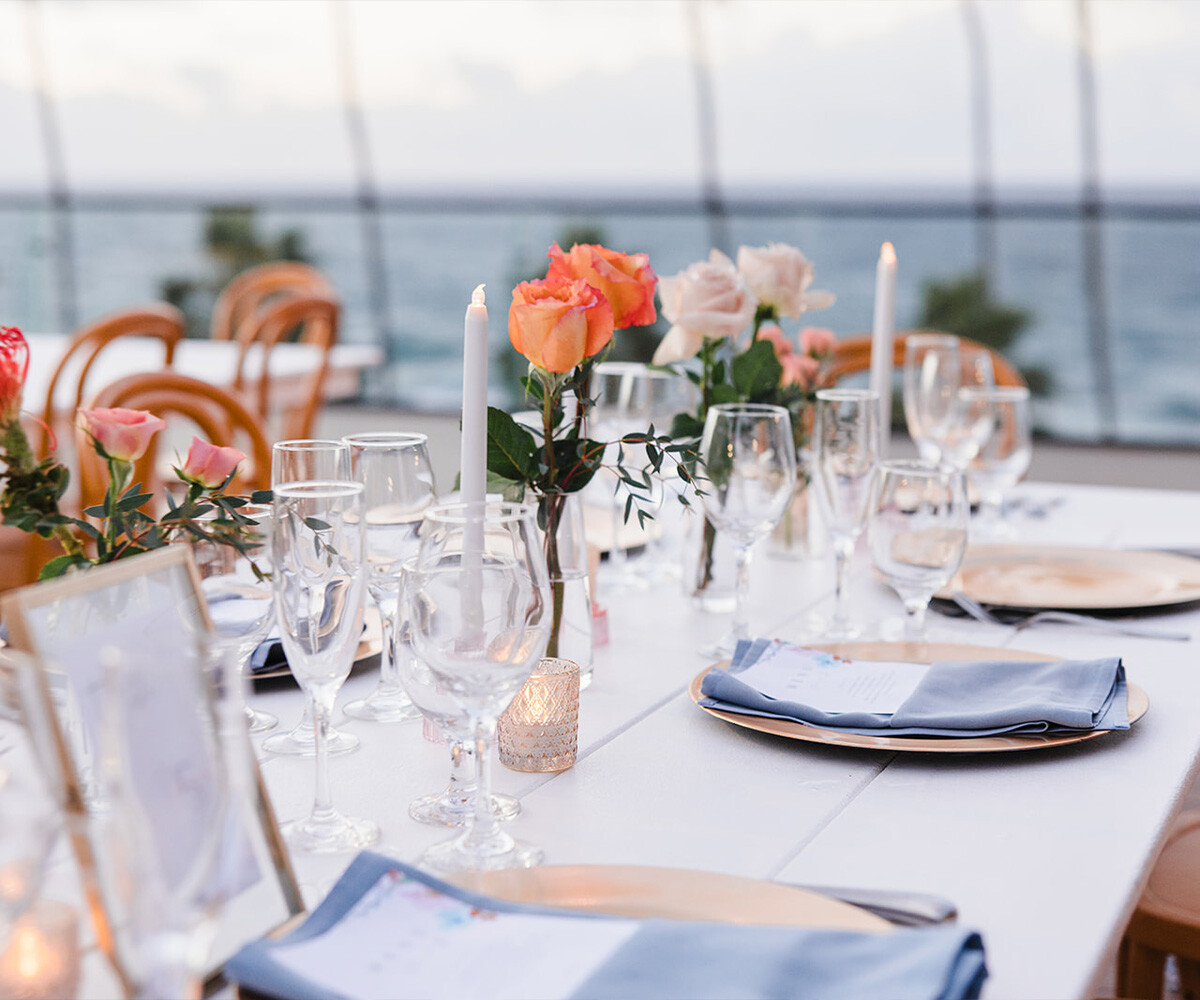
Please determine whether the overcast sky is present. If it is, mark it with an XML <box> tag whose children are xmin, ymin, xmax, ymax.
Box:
<box><xmin>0</xmin><ymin>0</ymin><xmax>1197</xmax><ymax>198</ymax></box>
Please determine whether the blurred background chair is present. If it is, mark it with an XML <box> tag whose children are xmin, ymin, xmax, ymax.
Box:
<box><xmin>210</xmin><ymin>261</ymin><xmax>334</xmax><ymax>343</ymax></box>
<box><xmin>820</xmin><ymin>330</ymin><xmax>1027</xmax><ymax>390</ymax></box>
<box><xmin>78</xmin><ymin>371</ymin><xmax>272</xmax><ymax>511</ymax></box>
<box><xmin>231</xmin><ymin>294</ymin><xmax>339</xmax><ymax>440</ymax></box>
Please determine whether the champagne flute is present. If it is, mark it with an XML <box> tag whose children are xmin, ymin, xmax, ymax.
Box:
<box><xmin>812</xmin><ymin>388</ymin><xmax>881</xmax><ymax>640</ymax></box>
<box><xmin>272</xmin><ymin>480</ymin><xmax>378</xmax><ymax>853</ymax></box>
<box><xmin>903</xmin><ymin>338</ymin><xmax>995</xmax><ymax>469</ymax></box>
<box><xmin>262</xmin><ymin>440</ymin><xmax>359</xmax><ymax>757</ymax></box>
<box><xmin>404</xmin><ymin>501</ymin><xmax>550</xmax><ymax>873</ymax></box>
<box><xmin>868</xmin><ymin>460</ymin><xmax>969</xmax><ymax>641</ymax></box>
<box><xmin>961</xmin><ymin>386</ymin><xmax>1033</xmax><ymax>539</ymax></box>
<box><xmin>696</xmin><ymin>403</ymin><xmax>797</xmax><ymax>655</ymax></box>
<box><xmin>903</xmin><ymin>333</ymin><xmax>959</xmax><ymax>463</ymax></box>
<box><xmin>341</xmin><ymin>432</ymin><xmax>435</xmax><ymax>723</ymax></box>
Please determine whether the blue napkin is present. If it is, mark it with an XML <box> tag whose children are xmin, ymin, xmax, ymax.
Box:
<box><xmin>225</xmin><ymin>852</ymin><xmax>987</xmax><ymax>1000</ymax></box>
<box><xmin>699</xmin><ymin>639</ymin><xmax>1129</xmax><ymax>738</ymax></box>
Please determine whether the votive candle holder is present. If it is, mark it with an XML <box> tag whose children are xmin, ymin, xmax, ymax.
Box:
<box><xmin>497</xmin><ymin>657</ymin><xmax>579</xmax><ymax>772</ymax></box>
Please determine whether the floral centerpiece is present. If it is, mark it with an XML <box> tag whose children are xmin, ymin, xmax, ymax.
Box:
<box><xmin>1</xmin><ymin>325</ymin><xmax>269</xmax><ymax>581</ymax></box>
<box><xmin>485</xmin><ymin>243</ymin><xmax>691</xmax><ymax>658</ymax></box>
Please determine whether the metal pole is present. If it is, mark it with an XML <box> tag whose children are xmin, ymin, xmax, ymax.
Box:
<box><xmin>684</xmin><ymin>1</ymin><xmax>731</xmax><ymax>256</ymax></box>
<box><xmin>1075</xmin><ymin>0</ymin><xmax>1118</xmax><ymax>440</ymax></box>
<box><xmin>24</xmin><ymin>0</ymin><xmax>78</xmax><ymax>332</ymax></box>
<box><xmin>330</xmin><ymin>0</ymin><xmax>391</xmax><ymax>350</ymax></box>
<box><xmin>961</xmin><ymin>0</ymin><xmax>998</xmax><ymax>286</ymax></box>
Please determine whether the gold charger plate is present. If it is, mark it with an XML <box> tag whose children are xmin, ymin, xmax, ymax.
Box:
<box><xmin>449</xmin><ymin>865</ymin><xmax>890</xmax><ymax>932</ymax></box>
<box><xmin>940</xmin><ymin>545</ymin><xmax>1200</xmax><ymax>611</ymax></box>
<box><xmin>689</xmin><ymin>641</ymin><xmax>1148</xmax><ymax>754</ymax></box>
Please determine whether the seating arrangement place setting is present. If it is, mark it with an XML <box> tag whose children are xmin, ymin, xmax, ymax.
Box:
<box><xmin>1</xmin><ymin>240</ymin><xmax>1199</xmax><ymax>1000</ymax></box>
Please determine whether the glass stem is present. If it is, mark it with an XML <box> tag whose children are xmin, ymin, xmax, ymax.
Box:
<box><xmin>732</xmin><ymin>542</ymin><xmax>752</xmax><ymax>642</ymax></box>
<box><xmin>461</xmin><ymin>718</ymin><xmax>501</xmax><ymax>850</ymax></box>
<box><xmin>310</xmin><ymin>692</ymin><xmax>334</xmax><ymax>821</ymax></box>
<box><xmin>376</xmin><ymin>596</ymin><xmax>401</xmax><ymax>692</ymax></box>
<box><xmin>832</xmin><ymin>540</ymin><xmax>853</xmax><ymax>630</ymax></box>
<box><xmin>446</xmin><ymin>736</ymin><xmax>475</xmax><ymax>808</ymax></box>
<box><xmin>904</xmin><ymin>598</ymin><xmax>930</xmax><ymax>642</ymax></box>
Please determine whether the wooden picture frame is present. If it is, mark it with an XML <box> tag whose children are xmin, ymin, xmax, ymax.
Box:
<box><xmin>1</xmin><ymin>546</ymin><xmax>303</xmax><ymax>994</ymax></box>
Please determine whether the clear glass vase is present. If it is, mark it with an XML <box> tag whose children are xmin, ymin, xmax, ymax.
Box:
<box><xmin>767</xmin><ymin>469</ymin><xmax>824</xmax><ymax>561</ymax></box>
<box><xmin>682</xmin><ymin>508</ymin><xmax>737</xmax><ymax>613</ymax></box>
<box><xmin>537</xmin><ymin>492</ymin><xmax>594</xmax><ymax>688</ymax></box>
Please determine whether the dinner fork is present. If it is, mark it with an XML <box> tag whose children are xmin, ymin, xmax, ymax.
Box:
<box><xmin>951</xmin><ymin>592</ymin><xmax>1192</xmax><ymax>642</ymax></box>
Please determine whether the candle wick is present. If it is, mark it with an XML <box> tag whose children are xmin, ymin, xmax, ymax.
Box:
<box><xmin>472</xmin><ymin>283</ymin><xmax>486</xmax><ymax>306</ymax></box>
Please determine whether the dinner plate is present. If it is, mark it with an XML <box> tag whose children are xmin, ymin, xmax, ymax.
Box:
<box><xmin>689</xmin><ymin>641</ymin><xmax>1149</xmax><ymax>754</ymax></box>
<box><xmin>251</xmin><ymin>607</ymin><xmax>383</xmax><ymax>680</ymax></box>
<box><xmin>449</xmin><ymin>864</ymin><xmax>890</xmax><ymax>932</ymax></box>
<box><xmin>939</xmin><ymin>545</ymin><xmax>1200</xmax><ymax>611</ymax></box>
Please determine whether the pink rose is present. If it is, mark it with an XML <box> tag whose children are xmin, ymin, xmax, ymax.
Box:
<box><xmin>799</xmin><ymin>326</ymin><xmax>837</xmax><ymax>358</ymax></box>
<box><xmin>755</xmin><ymin>322</ymin><xmax>794</xmax><ymax>358</ymax></box>
<box><xmin>179</xmin><ymin>437</ymin><xmax>246</xmax><ymax>489</ymax></box>
<box><xmin>651</xmin><ymin>250</ymin><xmax>757</xmax><ymax>364</ymax></box>
<box><xmin>546</xmin><ymin>243</ymin><xmax>657</xmax><ymax>329</ymax></box>
<box><xmin>509</xmin><ymin>275</ymin><xmax>614</xmax><ymax>373</ymax></box>
<box><xmin>736</xmin><ymin>243</ymin><xmax>836</xmax><ymax>318</ymax></box>
<box><xmin>781</xmin><ymin>354</ymin><xmax>821</xmax><ymax>389</ymax></box>
<box><xmin>0</xmin><ymin>325</ymin><xmax>29</xmax><ymax>426</ymax></box>
<box><xmin>78</xmin><ymin>407</ymin><xmax>166</xmax><ymax>462</ymax></box>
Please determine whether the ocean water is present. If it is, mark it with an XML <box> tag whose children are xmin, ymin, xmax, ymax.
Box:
<box><xmin>1</xmin><ymin>201</ymin><xmax>1198</xmax><ymax>446</ymax></box>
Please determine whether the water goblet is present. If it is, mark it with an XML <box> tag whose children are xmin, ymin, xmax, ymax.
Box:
<box><xmin>341</xmin><ymin>432</ymin><xmax>436</xmax><ymax>723</ymax></box>
<box><xmin>868</xmin><ymin>460</ymin><xmax>969</xmax><ymax>641</ymax></box>
<box><xmin>960</xmin><ymin>386</ymin><xmax>1033</xmax><ymax>539</ymax></box>
<box><xmin>271</xmin><ymin>480</ymin><xmax>378</xmax><ymax>853</ymax></box>
<box><xmin>404</xmin><ymin>501</ymin><xmax>550</xmax><ymax>873</ymax></box>
<box><xmin>696</xmin><ymin>403</ymin><xmax>797</xmax><ymax>656</ymax></box>
<box><xmin>812</xmin><ymin>388</ymin><xmax>881</xmax><ymax>640</ymax></box>
<box><xmin>262</xmin><ymin>440</ymin><xmax>359</xmax><ymax>757</ymax></box>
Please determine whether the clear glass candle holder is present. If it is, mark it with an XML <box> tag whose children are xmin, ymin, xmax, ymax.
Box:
<box><xmin>497</xmin><ymin>657</ymin><xmax>580</xmax><ymax>773</ymax></box>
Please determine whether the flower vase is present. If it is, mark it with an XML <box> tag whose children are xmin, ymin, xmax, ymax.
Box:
<box><xmin>768</xmin><ymin>470</ymin><xmax>824</xmax><ymax>561</ymax></box>
<box><xmin>538</xmin><ymin>492</ymin><xmax>594</xmax><ymax>689</ymax></box>
<box><xmin>682</xmin><ymin>509</ymin><xmax>737</xmax><ymax>613</ymax></box>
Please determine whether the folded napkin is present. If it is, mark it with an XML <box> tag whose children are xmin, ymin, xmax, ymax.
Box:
<box><xmin>699</xmin><ymin>639</ymin><xmax>1129</xmax><ymax>738</ymax></box>
<box><xmin>249</xmin><ymin>631</ymin><xmax>287</xmax><ymax>675</ymax></box>
<box><xmin>226</xmin><ymin>852</ymin><xmax>986</xmax><ymax>1000</ymax></box>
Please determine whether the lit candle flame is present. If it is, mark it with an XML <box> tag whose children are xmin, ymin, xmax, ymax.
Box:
<box><xmin>881</xmin><ymin>242</ymin><xmax>896</xmax><ymax>264</ymax></box>
<box><xmin>471</xmin><ymin>283</ymin><xmax>486</xmax><ymax>307</ymax></box>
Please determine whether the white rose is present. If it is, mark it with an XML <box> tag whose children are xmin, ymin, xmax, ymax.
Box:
<box><xmin>736</xmin><ymin>243</ymin><xmax>835</xmax><ymax>318</ymax></box>
<box><xmin>652</xmin><ymin>250</ymin><xmax>757</xmax><ymax>364</ymax></box>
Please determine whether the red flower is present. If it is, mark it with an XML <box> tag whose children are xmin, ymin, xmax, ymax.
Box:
<box><xmin>0</xmin><ymin>326</ymin><xmax>30</xmax><ymax>426</ymax></box>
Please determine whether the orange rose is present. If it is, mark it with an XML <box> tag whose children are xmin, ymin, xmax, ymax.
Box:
<box><xmin>509</xmin><ymin>276</ymin><xmax>614</xmax><ymax>373</ymax></box>
<box><xmin>546</xmin><ymin>243</ymin><xmax>657</xmax><ymax>329</ymax></box>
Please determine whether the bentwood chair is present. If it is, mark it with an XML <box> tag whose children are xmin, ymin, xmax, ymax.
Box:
<box><xmin>78</xmin><ymin>371</ymin><xmax>272</xmax><ymax>511</ymax></box>
<box><xmin>231</xmin><ymin>294</ymin><xmax>340</xmax><ymax>440</ymax></box>
<box><xmin>819</xmin><ymin>330</ymin><xmax>1027</xmax><ymax>390</ymax></box>
<box><xmin>210</xmin><ymin>261</ymin><xmax>334</xmax><ymax>343</ymax></box>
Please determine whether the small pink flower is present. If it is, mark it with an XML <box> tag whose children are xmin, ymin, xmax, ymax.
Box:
<box><xmin>0</xmin><ymin>326</ymin><xmax>29</xmax><ymax>426</ymax></box>
<box><xmin>756</xmin><ymin>322</ymin><xmax>794</xmax><ymax>358</ymax></box>
<box><xmin>799</xmin><ymin>326</ymin><xmax>837</xmax><ymax>358</ymax></box>
<box><xmin>78</xmin><ymin>407</ymin><xmax>166</xmax><ymax>462</ymax></box>
<box><xmin>781</xmin><ymin>354</ymin><xmax>821</xmax><ymax>389</ymax></box>
<box><xmin>178</xmin><ymin>437</ymin><xmax>246</xmax><ymax>489</ymax></box>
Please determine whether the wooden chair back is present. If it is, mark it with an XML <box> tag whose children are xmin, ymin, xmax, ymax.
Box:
<box><xmin>211</xmin><ymin>261</ymin><xmax>334</xmax><ymax>342</ymax></box>
<box><xmin>232</xmin><ymin>294</ymin><xmax>340</xmax><ymax>440</ymax></box>
<box><xmin>819</xmin><ymin>330</ymin><xmax>1027</xmax><ymax>390</ymax></box>
<box><xmin>78</xmin><ymin>372</ymin><xmax>272</xmax><ymax>511</ymax></box>
<box><xmin>37</xmin><ymin>304</ymin><xmax>185</xmax><ymax>457</ymax></box>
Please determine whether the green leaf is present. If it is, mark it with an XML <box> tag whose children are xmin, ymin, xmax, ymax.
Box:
<box><xmin>251</xmin><ymin>490</ymin><xmax>274</xmax><ymax>504</ymax></box>
<box><xmin>38</xmin><ymin>554</ymin><xmax>88</xmax><ymax>580</ymax></box>
<box><xmin>303</xmin><ymin>516</ymin><xmax>331</xmax><ymax>532</ymax></box>
<box><xmin>486</xmin><ymin>407</ymin><xmax>536</xmax><ymax>482</ymax></box>
<box><xmin>731</xmin><ymin>338</ymin><xmax>783</xmax><ymax>400</ymax></box>
<box><xmin>116</xmin><ymin>491</ymin><xmax>155</xmax><ymax>512</ymax></box>
<box><xmin>710</xmin><ymin>383</ymin><xmax>739</xmax><ymax>406</ymax></box>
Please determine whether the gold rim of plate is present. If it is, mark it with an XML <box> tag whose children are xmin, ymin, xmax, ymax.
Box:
<box><xmin>689</xmin><ymin>641</ymin><xmax>1148</xmax><ymax>754</ymax></box>
<box><xmin>449</xmin><ymin>865</ymin><xmax>891</xmax><ymax>933</ymax></box>
<box><xmin>939</xmin><ymin>545</ymin><xmax>1200</xmax><ymax>611</ymax></box>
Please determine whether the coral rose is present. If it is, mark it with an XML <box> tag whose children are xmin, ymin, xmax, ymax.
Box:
<box><xmin>546</xmin><ymin>243</ymin><xmax>657</xmax><ymax>329</ymax></box>
<box><xmin>782</xmin><ymin>353</ymin><xmax>821</xmax><ymax>389</ymax></box>
<box><xmin>736</xmin><ymin>243</ymin><xmax>836</xmax><ymax>318</ymax></box>
<box><xmin>651</xmin><ymin>250</ymin><xmax>757</xmax><ymax>364</ymax></box>
<box><xmin>179</xmin><ymin>437</ymin><xmax>246</xmax><ymax>489</ymax></box>
<box><xmin>78</xmin><ymin>407</ymin><xmax>166</xmax><ymax>462</ymax></box>
<box><xmin>0</xmin><ymin>326</ymin><xmax>29</xmax><ymax>427</ymax></box>
<box><xmin>799</xmin><ymin>326</ymin><xmax>837</xmax><ymax>357</ymax></box>
<box><xmin>509</xmin><ymin>276</ymin><xmax>614</xmax><ymax>373</ymax></box>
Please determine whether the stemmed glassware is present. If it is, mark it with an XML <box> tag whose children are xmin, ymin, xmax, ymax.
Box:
<box><xmin>867</xmin><ymin>460</ymin><xmax>969</xmax><ymax>641</ymax></box>
<box><xmin>403</xmin><ymin>501</ymin><xmax>550</xmax><ymax>872</ymax></box>
<box><xmin>262</xmin><ymin>440</ymin><xmax>359</xmax><ymax>758</ymax></box>
<box><xmin>271</xmin><ymin>480</ymin><xmax>378</xmax><ymax>853</ymax></box>
<box><xmin>696</xmin><ymin>403</ymin><xmax>797</xmax><ymax>655</ymax></box>
<box><xmin>812</xmin><ymin>389</ymin><xmax>881</xmax><ymax>640</ymax></box>
<box><xmin>960</xmin><ymin>386</ymin><xmax>1033</xmax><ymax>539</ymax></box>
<box><xmin>903</xmin><ymin>336</ymin><xmax>996</xmax><ymax>468</ymax></box>
<box><xmin>341</xmin><ymin>432</ymin><xmax>435</xmax><ymax>723</ymax></box>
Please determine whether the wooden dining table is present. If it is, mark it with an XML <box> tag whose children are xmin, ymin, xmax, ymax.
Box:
<box><xmin>60</xmin><ymin>477</ymin><xmax>1200</xmax><ymax>998</ymax></box>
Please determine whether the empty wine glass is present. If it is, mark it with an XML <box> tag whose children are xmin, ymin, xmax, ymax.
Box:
<box><xmin>192</xmin><ymin>504</ymin><xmax>277</xmax><ymax>733</ymax></box>
<box><xmin>262</xmin><ymin>440</ymin><xmax>359</xmax><ymax>758</ymax></box>
<box><xmin>961</xmin><ymin>385</ymin><xmax>1033</xmax><ymax>539</ymax></box>
<box><xmin>341</xmin><ymin>432</ymin><xmax>436</xmax><ymax>723</ymax></box>
<box><xmin>868</xmin><ymin>460</ymin><xmax>969</xmax><ymax>641</ymax></box>
<box><xmin>272</xmin><ymin>480</ymin><xmax>378</xmax><ymax>853</ymax></box>
<box><xmin>696</xmin><ymin>403</ymin><xmax>797</xmax><ymax>656</ymax></box>
<box><xmin>404</xmin><ymin>501</ymin><xmax>550</xmax><ymax>873</ymax></box>
<box><xmin>903</xmin><ymin>336</ymin><xmax>995</xmax><ymax>468</ymax></box>
<box><xmin>812</xmin><ymin>389</ymin><xmax>881</xmax><ymax>640</ymax></box>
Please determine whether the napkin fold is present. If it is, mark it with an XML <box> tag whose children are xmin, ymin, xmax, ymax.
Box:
<box><xmin>225</xmin><ymin>852</ymin><xmax>988</xmax><ymax>1000</ymax></box>
<box><xmin>699</xmin><ymin>639</ymin><xmax>1129</xmax><ymax>738</ymax></box>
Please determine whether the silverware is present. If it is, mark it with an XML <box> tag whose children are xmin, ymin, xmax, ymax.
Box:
<box><xmin>792</xmin><ymin>884</ymin><xmax>957</xmax><ymax>927</ymax></box>
<box><xmin>951</xmin><ymin>592</ymin><xmax>1192</xmax><ymax>642</ymax></box>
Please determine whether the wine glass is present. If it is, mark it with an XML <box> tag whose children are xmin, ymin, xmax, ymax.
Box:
<box><xmin>696</xmin><ymin>403</ymin><xmax>797</xmax><ymax>655</ymax></box>
<box><xmin>403</xmin><ymin>501</ymin><xmax>550</xmax><ymax>873</ymax></box>
<box><xmin>868</xmin><ymin>460</ymin><xmax>969</xmax><ymax>641</ymax></box>
<box><xmin>341</xmin><ymin>432</ymin><xmax>436</xmax><ymax>723</ymax></box>
<box><xmin>812</xmin><ymin>388</ymin><xmax>881</xmax><ymax>640</ymax></box>
<box><xmin>192</xmin><ymin>503</ymin><xmax>277</xmax><ymax>733</ymax></box>
<box><xmin>262</xmin><ymin>440</ymin><xmax>359</xmax><ymax>757</ymax></box>
<box><xmin>903</xmin><ymin>337</ymin><xmax>995</xmax><ymax>469</ymax></box>
<box><xmin>961</xmin><ymin>385</ymin><xmax>1033</xmax><ymax>539</ymax></box>
<box><xmin>271</xmin><ymin>480</ymin><xmax>378</xmax><ymax>853</ymax></box>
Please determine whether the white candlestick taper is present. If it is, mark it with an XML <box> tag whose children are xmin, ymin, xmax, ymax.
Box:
<box><xmin>870</xmin><ymin>242</ymin><xmax>897</xmax><ymax>454</ymax></box>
